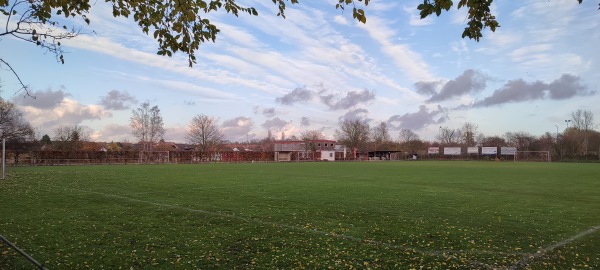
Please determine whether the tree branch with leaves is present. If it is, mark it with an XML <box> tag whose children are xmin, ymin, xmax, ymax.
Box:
<box><xmin>1</xmin><ymin>0</ymin><xmax>83</xmax><ymax>96</ymax></box>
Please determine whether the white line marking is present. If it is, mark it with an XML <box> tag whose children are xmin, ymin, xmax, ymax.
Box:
<box><xmin>191</xmin><ymin>183</ymin><xmax>272</xmax><ymax>190</ymax></box>
<box><xmin>508</xmin><ymin>225</ymin><xmax>600</xmax><ymax>270</ymax></box>
<box><xmin>44</xmin><ymin>183</ymin><xmax>524</xmax><ymax>268</ymax></box>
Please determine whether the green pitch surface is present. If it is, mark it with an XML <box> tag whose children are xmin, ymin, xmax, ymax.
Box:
<box><xmin>1</xmin><ymin>162</ymin><xmax>599</xmax><ymax>269</ymax></box>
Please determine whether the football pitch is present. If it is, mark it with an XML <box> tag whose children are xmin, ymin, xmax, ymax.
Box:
<box><xmin>1</xmin><ymin>161</ymin><xmax>599</xmax><ymax>269</ymax></box>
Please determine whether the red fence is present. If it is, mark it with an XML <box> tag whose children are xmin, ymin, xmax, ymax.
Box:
<box><xmin>4</xmin><ymin>151</ymin><xmax>275</xmax><ymax>165</ymax></box>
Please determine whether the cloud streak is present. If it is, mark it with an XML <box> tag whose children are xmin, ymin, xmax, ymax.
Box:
<box><xmin>276</xmin><ymin>87</ymin><xmax>314</xmax><ymax>105</ymax></box>
<box><xmin>261</xmin><ymin>117</ymin><xmax>290</xmax><ymax>130</ymax></box>
<box><xmin>430</xmin><ymin>69</ymin><xmax>486</xmax><ymax>102</ymax></box>
<box><xmin>13</xmin><ymin>89</ymin><xmax>69</xmax><ymax>109</ymax></box>
<box><xmin>322</xmin><ymin>89</ymin><xmax>375</xmax><ymax>110</ymax></box>
<box><xmin>387</xmin><ymin>105</ymin><xmax>447</xmax><ymax>130</ymax></box>
<box><xmin>338</xmin><ymin>108</ymin><xmax>370</xmax><ymax>123</ymax></box>
<box><xmin>415</xmin><ymin>69</ymin><xmax>487</xmax><ymax>102</ymax></box>
<box><xmin>359</xmin><ymin>16</ymin><xmax>435</xmax><ymax>82</ymax></box>
<box><xmin>472</xmin><ymin>74</ymin><xmax>592</xmax><ymax>107</ymax></box>
<box><xmin>276</xmin><ymin>86</ymin><xmax>375</xmax><ymax>110</ymax></box>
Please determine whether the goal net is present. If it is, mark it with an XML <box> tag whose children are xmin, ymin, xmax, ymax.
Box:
<box><xmin>514</xmin><ymin>151</ymin><xmax>551</xmax><ymax>162</ymax></box>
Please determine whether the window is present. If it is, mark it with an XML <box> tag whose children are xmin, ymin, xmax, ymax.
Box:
<box><xmin>330</xmin><ymin>153</ymin><xmax>333</xmax><ymax>157</ymax></box>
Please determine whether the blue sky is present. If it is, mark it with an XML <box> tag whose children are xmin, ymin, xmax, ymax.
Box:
<box><xmin>1</xmin><ymin>0</ymin><xmax>599</xmax><ymax>143</ymax></box>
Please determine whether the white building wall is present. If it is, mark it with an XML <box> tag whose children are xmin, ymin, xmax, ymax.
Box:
<box><xmin>321</xmin><ymin>150</ymin><xmax>335</xmax><ymax>161</ymax></box>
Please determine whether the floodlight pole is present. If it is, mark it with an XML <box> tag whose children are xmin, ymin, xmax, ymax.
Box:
<box><xmin>555</xmin><ymin>125</ymin><xmax>559</xmax><ymax>141</ymax></box>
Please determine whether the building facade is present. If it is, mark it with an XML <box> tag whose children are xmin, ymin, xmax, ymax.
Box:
<box><xmin>273</xmin><ymin>140</ymin><xmax>340</xmax><ymax>162</ymax></box>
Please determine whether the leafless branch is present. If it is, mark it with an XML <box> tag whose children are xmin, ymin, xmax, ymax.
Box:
<box><xmin>0</xmin><ymin>58</ymin><xmax>34</xmax><ymax>98</ymax></box>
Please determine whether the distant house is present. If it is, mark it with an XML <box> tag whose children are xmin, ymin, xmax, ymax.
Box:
<box><xmin>154</xmin><ymin>141</ymin><xmax>180</xmax><ymax>151</ymax></box>
<box><xmin>175</xmin><ymin>143</ymin><xmax>196</xmax><ymax>151</ymax></box>
<box><xmin>273</xmin><ymin>140</ymin><xmax>340</xmax><ymax>162</ymax></box>
<box><xmin>222</xmin><ymin>143</ymin><xmax>265</xmax><ymax>152</ymax></box>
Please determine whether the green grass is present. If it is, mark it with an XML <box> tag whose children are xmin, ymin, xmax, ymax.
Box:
<box><xmin>1</xmin><ymin>161</ymin><xmax>599</xmax><ymax>269</ymax></box>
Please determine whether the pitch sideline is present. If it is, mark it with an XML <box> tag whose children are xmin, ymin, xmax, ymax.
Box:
<box><xmin>508</xmin><ymin>224</ymin><xmax>600</xmax><ymax>269</ymax></box>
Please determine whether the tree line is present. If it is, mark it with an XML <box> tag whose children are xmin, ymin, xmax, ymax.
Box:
<box><xmin>1</xmin><ymin>98</ymin><xmax>598</xmax><ymax>161</ymax></box>
<box><xmin>333</xmin><ymin>110</ymin><xmax>598</xmax><ymax>160</ymax></box>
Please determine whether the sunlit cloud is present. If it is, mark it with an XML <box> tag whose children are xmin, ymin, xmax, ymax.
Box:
<box><xmin>359</xmin><ymin>16</ymin><xmax>435</xmax><ymax>82</ymax></box>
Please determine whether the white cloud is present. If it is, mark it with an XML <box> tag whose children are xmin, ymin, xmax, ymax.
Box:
<box><xmin>450</xmin><ymin>6</ymin><xmax>469</xmax><ymax>25</ymax></box>
<box><xmin>333</xmin><ymin>15</ymin><xmax>349</xmax><ymax>25</ymax></box>
<box><xmin>513</xmin><ymin>0</ymin><xmax>580</xmax><ymax>43</ymax></box>
<box><xmin>488</xmin><ymin>31</ymin><xmax>520</xmax><ymax>47</ymax></box>
<box><xmin>222</xmin><ymin>116</ymin><xmax>255</xmax><ymax>142</ymax></box>
<box><xmin>94</xmin><ymin>123</ymin><xmax>131</xmax><ymax>142</ymax></box>
<box><xmin>136</xmin><ymin>76</ymin><xmax>241</xmax><ymax>101</ymax></box>
<box><xmin>217</xmin><ymin>23</ymin><xmax>266</xmax><ymax>49</ymax></box>
<box><xmin>165</xmin><ymin>125</ymin><xmax>188</xmax><ymax>143</ymax></box>
<box><xmin>63</xmin><ymin>34</ymin><xmax>289</xmax><ymax>95</ymax></box>
<box><xmin>509</xmin><ymin>44</ymin><xmax>552</xmax><ymax>63</ymax></box>
<box><xmin>403</xmin><ymin>6</ymin><xmax>433</xmax><ymax>26</ymax></box>
<box><xmin>359</xmin><ymin>17</ymin><xmax>435</xmax><ymax>82</ymax></box>
<box><xmin>21</xmin><ymin>98</ymin><xmax>112</xmax><ymax>136</ymax></box>
<box><xmin>451</xmin><ymin>40</ymin><xmax>469</xmax><ymax>54</ymax></box>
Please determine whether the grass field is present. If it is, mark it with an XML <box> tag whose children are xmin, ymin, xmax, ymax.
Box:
<box><xmin>1</xmin><ymin>161</ymin><xmax>599</xmax><ymax>269</ymax></box>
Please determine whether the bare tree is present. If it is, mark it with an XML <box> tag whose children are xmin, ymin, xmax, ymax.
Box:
<box><xmin>504</xmin><ymin>131</ymin><xmax>536</xmax><ymax>150</ymax></box>
<box><xmin>300</xmin><ymin>129</ymin><xmax>325</xmax><ymax>141</ymax></box>
<box><xmin>398</xmin><ymin>129</ymin><xmax>419</xmax><ymax>143</ymax></box>
<box><xmin>398</xmin><ymin>129</ymin><xmax>422</xmax><ymax>155</ymax></box>
<box><xmin>561</xmin><ymin>128</ymin><xmax>584</xmax><ymax>158</ymax></box>
<box><xmin>475</xmin><ymin>133</ymin><xmax>486</xmax><ymax>146</ymax></box>
<box><xmin>300</xmin><ymin>129</ymin><xmax>324</xmax><ymax>152</ymax></box>
<box><xmin>460</xmin><ymin>122</ymin><xmax>479</xmax><ymax>146</ymax></box>
<box><xmin>570</xmin><ymin>109</ymin><xmax>596</xmax><ymax>157</ymax></box>
<box><xmin>130</xmin><ymin>102</ymin><xmax>165</xmax><ymax>150</ymax></box>
<box><xmin>187</xmin><ymin>114</ymin><xmax>224</xmax><ymax>152</ymax></box>
<box><xmin>335</xmin><ymin>119</ymin><xmax>370</xmax><ymax>154</ymax></box>
<box><xmin>571</xmin><ymin>109</ymin><xmax>595</xmax><ymax>131</ymax></box>
<box><xmin>0</xmin><ymin>99</ymin><xmax>34</xmax><ymax>141</ymax></box>
<box><xmin>52</xmin><ymin>124</ymin><xmax>89</xmax><ymax>151</ymax></box>
<box><xmin>437</xmin><ymin>126</ymin><xmax>461</xmax><ymax>145</ymax></box>
<box><xmin>371</xmin><ymin>121</ymin><xmax>391</xmax><ymax>144</ymax></box>
<box><xmin>536</xmin><ymin>132</ymin><xmax>556</xmax><ymax>152</ymax></box>
<box><xmin>480</xmin><ymin>135</ymin><xmax>507</xmax><ymax>147</ymax></box>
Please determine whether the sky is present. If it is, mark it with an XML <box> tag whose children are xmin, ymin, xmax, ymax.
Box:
<box><xmin>1</xmin><ymin>0</ymin><xmax>599</xmax><ymax>143</ymax></box>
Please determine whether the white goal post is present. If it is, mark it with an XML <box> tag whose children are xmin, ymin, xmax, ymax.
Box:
<box><xmin>514</xmin><ymin>151</ymin><xmax>551</xmax><ymax>162</ymax></box>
